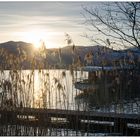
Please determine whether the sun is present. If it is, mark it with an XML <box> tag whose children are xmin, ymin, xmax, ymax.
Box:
<box><xmin>23</xmin><ymin>31</ymin><xmax>44</xmax><ymax>49</ymax></box>
<box><xmin>27</xmin><ymin>32</ymin><xmax>42</xmax><ymax>48</ymax></box>
<box><xmin>20</xmin><ymin>30</ymin><xmax>59</xmax><ymax>49</ymax></box>
<box><xmin>33</xmin><ymin>39</ymin><xmax>43</xmax><ymax>49</ymax></box>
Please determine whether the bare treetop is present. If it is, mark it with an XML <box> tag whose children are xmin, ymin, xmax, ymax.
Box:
<box><xmin>83</xmin><ymin>2</ymin><xmax>140</xmax><ymax>50</ymax></box>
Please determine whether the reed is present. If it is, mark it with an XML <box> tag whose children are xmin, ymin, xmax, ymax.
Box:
<box><xmin>0</xmin><ymin>36</ymin><xmax>140</xmax><ymax>136</ymax></box>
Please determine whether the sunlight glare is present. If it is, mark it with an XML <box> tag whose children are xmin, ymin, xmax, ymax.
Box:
<box><xmin>24</xmin><ymin>31</ymin><xmax>44</xmax><ymax>49</ymax></box>
<box><xmin>21</xmin><ymin>30</ymin><xmax>62</xmax><ymax>49</ymax></box>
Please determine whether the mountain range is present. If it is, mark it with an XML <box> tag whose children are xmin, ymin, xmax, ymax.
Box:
<box><xmin>0</xmin><ymin>41</ymin><xmax>140</xmax><ymax>69</ymax></box>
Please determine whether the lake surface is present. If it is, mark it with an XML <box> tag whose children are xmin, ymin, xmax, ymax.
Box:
<box><xmin>0</xmin><ymin>69</ymin><xmax>88</xmax><ymax>110</ymax></box>
<box><xmin>0</xmin><ymin>69</ymin><xmax>140</xmax><ymax>114</ymax></box>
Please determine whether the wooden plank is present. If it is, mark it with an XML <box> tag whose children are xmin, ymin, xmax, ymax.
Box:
<box><xmin>0</xmin><ymin>108</ymin><xmax>140</xmax><ymax>124</ymax></box>
<box><xmin>0</xmin><ymin>108</ymin><xmax>140</xmax><ymax>136</ymax></box>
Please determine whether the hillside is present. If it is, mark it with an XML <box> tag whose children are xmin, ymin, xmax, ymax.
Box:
<box><xmin>0</xmin><ymin>41</ymin><xmax>139</xmax><ymax>69</ymax></box>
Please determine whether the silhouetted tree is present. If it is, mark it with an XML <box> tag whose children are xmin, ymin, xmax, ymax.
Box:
<box><xmin>83</xmin><ymin>2</ymin><xmax>140</xmax><ymax>50</ymax></box>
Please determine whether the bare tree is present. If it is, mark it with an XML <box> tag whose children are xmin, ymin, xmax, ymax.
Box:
<box><xmin>83</xmin><ymin>2</ymin><xmax>140</xmax><ymax>50</ymax></box>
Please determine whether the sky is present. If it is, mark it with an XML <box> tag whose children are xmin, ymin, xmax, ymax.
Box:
<box><xmin>0</xmin><ymin>1</ymin><xmax>100</xmax><ymax>48</ymax></box>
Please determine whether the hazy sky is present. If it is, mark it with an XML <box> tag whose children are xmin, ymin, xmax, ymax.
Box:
<box><xmin>0</xmin><ymin>1</ymin><xmax>99</xmax><ymax>48</ymax></box>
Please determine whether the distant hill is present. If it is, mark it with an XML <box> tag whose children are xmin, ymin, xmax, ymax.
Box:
<box><xmin>0</xmin><ymin>41</ymin><xmax>140</xmax><ymax>69</ymax></box>
<box><xmin>0</xmin><ymin>41</ymin><xmax>34</xmax><ymax>56</ymax></box>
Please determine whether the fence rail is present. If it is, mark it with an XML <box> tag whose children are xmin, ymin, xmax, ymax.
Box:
<box><xmin>0</xmin><ymin>108</ymin><xmax>140</xmax><ymax>136</ymax></box>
